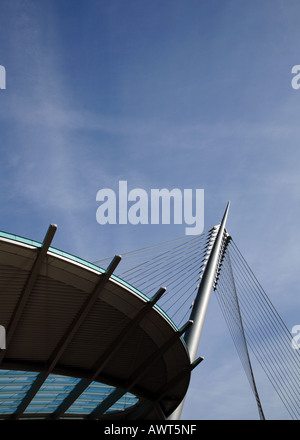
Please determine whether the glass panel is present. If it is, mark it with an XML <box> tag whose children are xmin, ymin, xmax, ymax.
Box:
<box><xmin>0</xmin><ymin>370</ymin><xmax>38</xmax><ymax>414</ymax></box>
<box><xmin>0</xmin><ymin>370</ymin><xmax>139</xmax><ymax>417</ymax></box>
<box><xmin>105</xmin><ymin>393</ymin><xmax>139</xmax><ymax>414</ymax></box>
<box><xmin>24</xmin><ymin>374</ymin><xmax>80</xmax><ymax>414</ymax></box>
<box><xmin>67</xmin><ymin>382</ymin><xmax>116</xmax><ymax>414</ymax></box>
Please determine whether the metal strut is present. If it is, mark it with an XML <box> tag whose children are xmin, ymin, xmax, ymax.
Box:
<box><xmin>169</xmin><ymin>201</ymin><xmax>230</xmax><ymax>419</ymax></box>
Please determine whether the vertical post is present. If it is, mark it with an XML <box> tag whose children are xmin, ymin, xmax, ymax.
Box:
<box><xmin>169</xmin><ymin>202</ymin><xmax>230</xmax><ymax>419</ymax></box>
<box><xmin>0</xmin><ymin>326</ymin><xmax>5</xmax><ymax>350</ymax></box>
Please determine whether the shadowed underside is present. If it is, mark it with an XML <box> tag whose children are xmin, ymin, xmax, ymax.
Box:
<box><xmin>0</xmin><ymin>228</ymin><xmax>194</xmax><ymax>419</ymax></box>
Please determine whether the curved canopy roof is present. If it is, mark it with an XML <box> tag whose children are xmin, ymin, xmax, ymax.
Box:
<box><xmin>0</xmin><ymin>225</ymin><xmax>196</xmax><ymax>419</ymax></box>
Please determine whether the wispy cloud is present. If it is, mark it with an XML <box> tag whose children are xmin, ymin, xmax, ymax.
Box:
<box><xmin>0</xmin><ymin>1</ymin><xmax>299</xmax><ymax>420</ymax></box>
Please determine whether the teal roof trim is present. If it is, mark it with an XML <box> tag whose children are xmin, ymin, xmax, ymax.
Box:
<box><xmin>0</xmin><ymin>230</ymin><xmax>179</xmax><ymax>332</ymax></box>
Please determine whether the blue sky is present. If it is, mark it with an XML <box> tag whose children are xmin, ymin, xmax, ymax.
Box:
<box><xmin>0</xmin><ymin>0</ymin><xmax>300</xmax><ymax>419</ymax></box>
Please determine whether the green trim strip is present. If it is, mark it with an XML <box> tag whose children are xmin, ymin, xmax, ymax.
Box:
<box><xmin>0</xmin><ymin>230</ymin><xmax>179</xmax><ymax>331</ymax></box>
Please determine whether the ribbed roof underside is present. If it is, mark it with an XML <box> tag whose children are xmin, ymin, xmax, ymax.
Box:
<box><xmin>0</xmin><ymin>229</ymin><xmax>192</xmax><ymax>419</ymax></box>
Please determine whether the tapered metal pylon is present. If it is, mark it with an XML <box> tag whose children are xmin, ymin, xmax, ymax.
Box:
<box><xmin>169</xmin><ymin>202</ymin><xmax>230</xmax><ymax>419</ymax></box>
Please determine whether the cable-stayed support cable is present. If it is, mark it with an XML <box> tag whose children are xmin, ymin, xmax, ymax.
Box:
<box><xmin>94</xmin><ymin>230</ymin><xmax>213</xmax><ymax>328</ymax></box>
<box><xmin>94</xmin><ymin>226</ymin><xmax>300</xmax><ymax>420</ymax></box>
<box><xmin>214</xmin><ymin>243</ymin><xmax>265</xmax><ymax>419</ymax></box>
<box><xmin>215</xmin><ymin>239</ymin><xmax>300</xmax><ymax>420</ymax></box>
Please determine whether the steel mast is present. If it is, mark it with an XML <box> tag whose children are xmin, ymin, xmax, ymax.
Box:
<box><xmin>169</xmin><ymin>201</ymin><xmax>230</xmax><ymax>419</ymax></box>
